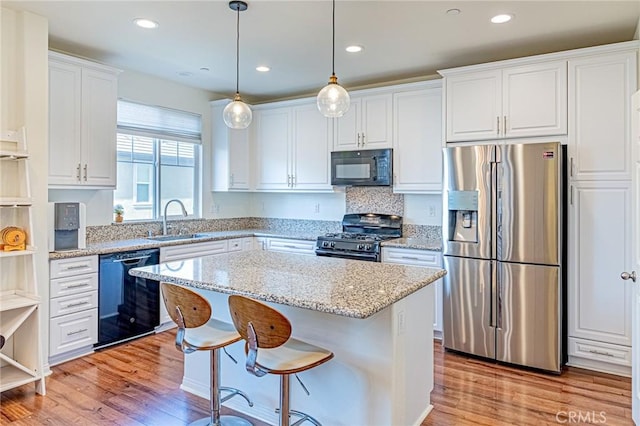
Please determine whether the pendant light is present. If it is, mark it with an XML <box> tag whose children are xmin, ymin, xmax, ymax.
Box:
<box><xmin>317</xmin><ymin>0</ymin><xmax>350</xmax><ymax>118</ymax></box>
<box><xmin>223</xmin><ymin>0</ymin><xmax>252</xmax><ymax>129</ymax></box>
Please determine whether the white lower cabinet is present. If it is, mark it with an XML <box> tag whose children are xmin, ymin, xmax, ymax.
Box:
<box><xmin>381</xmin><ymin>247</ymin><xmax>443</xmax><ymax>338</ymax></box>
<box><xmin>568</xmin><ymin>180</ymin><xmax>632</xmax><ymax>376</ymax></box>
<box><xmin>49</xmin><ymin>255</ymin><xmax>99</xmax><ymax>365</ymax></box>
<box><xmin>157</xmin><ymin>238</ymin><xmax>253</xmax><ymax>329</ymax></box>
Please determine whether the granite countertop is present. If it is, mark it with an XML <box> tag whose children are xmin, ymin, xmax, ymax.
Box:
<box><xmin>129</xmin><ymin>250</ymin><xmax>446</xmax><ymax>319</ymax></box>
<box><xmin>381</xmin><ymin>237</ymin><xmax>443</xmax><ymax>251</ymax></box>
<box><xmin>48</xmin><ymin>229</ymin><xmax>321</xmax><ymax>260</ymax></box>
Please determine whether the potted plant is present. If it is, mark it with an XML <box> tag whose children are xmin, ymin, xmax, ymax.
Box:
<box><xmin>114</xmin><ymin>204</ymin><xmax>124</xmax><ymax>223</ymax></box>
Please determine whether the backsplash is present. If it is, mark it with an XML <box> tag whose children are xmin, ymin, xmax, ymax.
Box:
<box><xmin>86</xmin><ymin>217</ymin><xmax>341</xmax><ymax>244</ymax></box>
<box><xmin>86</xmin><ymin>216</ymin><xmax>441</xmax><ymax>245</ymax></box>
<box><xmin>345</xmin><ymin>187</ymin><xmax>404</xmax><ymax>216</ymax></box>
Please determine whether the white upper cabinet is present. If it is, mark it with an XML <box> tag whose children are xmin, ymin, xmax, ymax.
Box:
<box><xmin>211</xmin><ymin>100</ymin><xmax>251</xmax><ymax>191</ymax></box>
<box><xmin>254</xmin><ymin>99</ymin><xmax>332</xmax><ymax>192</ymax></box>
<box><xmin>568</xmin><ymin>50</ymin><xmax>637</xmax><ymax>181</ymax></box>
<box><xmin>291</xmin><ymin>104</ymin><xmax>332</xmax><ymax>190</ymax></box>
<box><xmin>334</xmin><ymin>93</ymin><xmax>392</xmax><ymax>151</ymax></box>
<box><xmin>254</xmin><ymin>107</ymin><xmax>292</xmax><ymax>190</ymax></box>
<box><xmin>392</xmin><ymin>82</ymin><xmax>443</xmax><ymax>193</ymax></box>
<box><xmin>48</xmin><ymin>52</ymin><xmax>120</xmax><ymax>188</ymax></box>
<box><xmin>442</xmin><ymin>60</ymin><xmax>567</xmax><ymax>142</ymax></box>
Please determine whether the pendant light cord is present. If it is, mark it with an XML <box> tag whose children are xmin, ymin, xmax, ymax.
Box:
<box><xmin>331</xmin><ymin>0</ymin><xmax>335</xmax><ymax>76</ymax></box>
<box><xmin>235</xmin><ymin>4</ymin><xmax>240</xmax><ymax>94</ymax></box>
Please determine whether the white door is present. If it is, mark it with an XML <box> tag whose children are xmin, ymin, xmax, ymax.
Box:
<box><xmin>292</xmin><ymin>104</ymin><xmax>332</xmax><ymax>190</ymax></box>
<box><xmin>254</xmin><ymin>108</ymin><xmax>291</xmax><ymax>190</ymax></box>
<box><xmin>630</xmin><ymin>91</ymin><xmax>640</xmax><ymax>424</ymax></box>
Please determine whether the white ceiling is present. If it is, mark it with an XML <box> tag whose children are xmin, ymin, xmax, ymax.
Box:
<box><xmin>4</xmin><ymin>1</ymin><xmax>640</xmax><ymax>103</ymax></box>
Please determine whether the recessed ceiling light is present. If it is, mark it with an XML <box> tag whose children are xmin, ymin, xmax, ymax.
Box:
<box><xmin>345</xmin><ymin>45</ymin><xmax>363</xmax><ymax>53</ymax></box>
<box><xmin>446</xmin><ymin>8</ymin><xmax>461</xmax><ymax>15</ymax></box>
<box><xmin>256</xmin><ymin>66</ymin><xmax>270</xmax><ymax>72</ymax></box>
<box><xmin>177</xmin><ymin>71</ymin><xmax>193</xmax><ymax>77</ymax></box>
<box><xmin>491</xmin><ymin>14</ymin><xmax>513</xmax><ymax>24</ymax></box>
<box><xmin>200</xmin><ymin>67</ymin><xmax>210</xmax><ymax>72</ymax></box>
<box><xmin>133</xmin><ymin>18</ymin><xmax>159</xmax><ymax>29</ymax></box>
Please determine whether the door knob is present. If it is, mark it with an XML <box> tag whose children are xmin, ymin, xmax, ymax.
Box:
<box><xmin>620</xmin><ymin>271</ymin><xmax>636</xmax><ymax>282</ymax></box>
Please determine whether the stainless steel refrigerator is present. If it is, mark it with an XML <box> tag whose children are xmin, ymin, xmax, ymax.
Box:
<box><xmin>442</xmin><ymin>142</ymin><xmax>564</xmax><ymax>373</ymax></box>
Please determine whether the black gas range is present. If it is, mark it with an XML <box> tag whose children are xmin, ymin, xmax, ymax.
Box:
<box><xmin>315</xmin><ymin>213</ymin><xmax>403</xmax><ymax>262</ymax></box>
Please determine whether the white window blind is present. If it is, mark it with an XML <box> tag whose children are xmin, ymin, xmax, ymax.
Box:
<box><xmin>117</xmin><ymin>100</ymin><xmax>202</xmax><ymax>144</ymax></box>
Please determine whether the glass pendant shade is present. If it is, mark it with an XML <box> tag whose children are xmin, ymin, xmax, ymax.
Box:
<box><xmin>223</xmin><ymin>93</ymin><xmax>252</xmax><ymax>129</ymax></box>
<box><xmin>317</xmin><ymin>74</ymin><xmax>350</xmax><ymax>118</ymax></box>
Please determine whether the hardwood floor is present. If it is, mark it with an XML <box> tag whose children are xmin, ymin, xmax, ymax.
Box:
<box><xmin>425</xmin><ymin>343</ymin><xmax>632</xmax><ymax>426</ymax></box>
<box><xmin>1</xmin><ymin>332</ymin><xmax>632</xmax><ymax>425</ymax></box>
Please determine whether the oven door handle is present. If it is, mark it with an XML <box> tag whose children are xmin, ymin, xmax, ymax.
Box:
<box><xmin>315</xmin><ymin>250</ymin><xmax>378</xmax><ymax>261</ymax></box>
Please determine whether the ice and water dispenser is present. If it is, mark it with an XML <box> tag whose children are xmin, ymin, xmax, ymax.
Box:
<box><xmin>48</xmin><ymin>202</ymin><xmax>86</xmax><ymax>251</ymax></box>
<box><xmin>446</xmin><ymin>191</ymin><xmax>479</xmax><ymax>243</ymax></box>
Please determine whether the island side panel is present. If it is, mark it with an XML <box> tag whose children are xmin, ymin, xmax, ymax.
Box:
<box><xmin>392</xmin><ymin>283</ymin><xmax>435</xmax><ymax>425</ymax></box>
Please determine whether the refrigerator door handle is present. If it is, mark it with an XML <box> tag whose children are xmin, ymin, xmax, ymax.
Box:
<box><xmin>496</xmin><ymin>264</ymin><xmax>503</xmax><ymax>329</ymax></box>
<box><xmin>490</xmin><ymin>260</ymin><xmax>497</xmax><ymax>328</ymax></box>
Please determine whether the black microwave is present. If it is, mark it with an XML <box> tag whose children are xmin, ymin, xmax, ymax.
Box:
<box><xmin>331</xmin><ymin>148</ymin><xmax>392</xmax><ymax>186</ymax></box>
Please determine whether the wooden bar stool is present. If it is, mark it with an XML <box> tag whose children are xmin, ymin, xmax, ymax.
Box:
<box><xmin>161</xmin><ymin>283</ymin><xmax>254</xmax><ymax>426</ymax></box>
<box><xmin>228</xmin><ymin>295</ymin><xmax>334</xmax><ymax>426</ymax></box>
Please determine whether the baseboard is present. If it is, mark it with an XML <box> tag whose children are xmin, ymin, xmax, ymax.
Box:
<box><xmin>48</xmin><ymin>345</ymin><xmax>95</xmax><ymax>367</ymax></box>
<box><xmin>413</xmin><ymin>404</ymin><xmax>434</xmax><ymax>426</ymax></box>
<box><xmin>567</xmin><ymin>356</ymin><xmax>631</xmax><ymax>377</ymax></box>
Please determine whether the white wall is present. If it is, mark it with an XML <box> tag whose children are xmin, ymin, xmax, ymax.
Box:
<box><xmin>1</xmin><ymin>6</ymin><xmax>50</xmax><ymax>367</ymax></box>
<box><xmin>48</xmin><ymin>67</ymin><xmax>221</xmax><ymax>225</ymax></box>
<box><xmin>404</xmin><ymin>194</ymin><xmax>442</xmax><ymax>226</ymax></box>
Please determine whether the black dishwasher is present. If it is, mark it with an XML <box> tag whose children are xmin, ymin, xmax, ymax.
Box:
<box><xmin>96</xmin><ymin>248</ymin><xmax>160</xmax><ymax>349</ymax></box>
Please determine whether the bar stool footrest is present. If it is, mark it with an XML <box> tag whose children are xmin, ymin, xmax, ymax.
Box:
<box><xmin>275</xmin><ymin>408</ymin><xmax>322</xmax><ymax>426</ymax></box>
<box><xmin>221</xmin><ymin>386</ymin><xmax>254</xmax><ymax>407</ymax></box>
<box><xmin>190</xmin><ymin>415</ymin><xmax>254</xmax><ymax>426</ymax></box>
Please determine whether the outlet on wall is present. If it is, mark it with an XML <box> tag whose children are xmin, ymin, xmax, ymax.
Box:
<box><xmin>428</xmin><ymin>205</ymin><xmax>437</xmax><ymax>218</ymax></box>
<box><xmin>314</xmin><ymin>203</ymin><xmax>320</xmax><ymax>214</ymax></box>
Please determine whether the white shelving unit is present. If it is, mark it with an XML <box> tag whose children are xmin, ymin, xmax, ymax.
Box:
<box><xmin>0</xmin><ymin>127</ymin><xmax>45</xmax><ymax>395</ymax></box>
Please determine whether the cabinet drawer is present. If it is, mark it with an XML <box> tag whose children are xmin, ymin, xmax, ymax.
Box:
<box><xmin>50</xmin><ymin>272</ymin><xmax>98</xmax><ymax>298</ymax></box>
<box><xmin>50</xmin><ymin>255</ymin><xmax>98</xmax><ymax>279</ymax></box>
<box><xmin>382</xmin><ymin>247</ymin><xmax>441</xmax><ymax>267</ymax></box>
<box><xmin>160</xmin><ymin>240</ymin><xmax>228</xmax><ymax>262</ymax></box>
<box><xmin>49</xmin><ymin>308</ymin><xmax>98</xmax><ymax>356</ymax></box>
<box><xmin>266</xmin><ymin>238</ymin><xmax>316</xmax><ymax>255</ymax></box>
<box><xmin>568</xmin><ymin>337</ymin><xmax>631</xmax><ymax>366</ymax></box>
<box><xmin>50</xmin><ymin>290</ymin><xmax>98</xmax><ymax>318</ymax></box>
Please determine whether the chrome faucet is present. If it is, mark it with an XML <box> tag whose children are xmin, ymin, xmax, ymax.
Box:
<box><xmin>162</xmin><ymin>199</ymin><xmax>188</xmax><ymax>235</ymax></box>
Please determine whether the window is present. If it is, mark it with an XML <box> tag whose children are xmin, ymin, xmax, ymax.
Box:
<box><xmin>114</xmin><ymin>100</ymin><xmax>201</xmax><ymax>221</ymax></box>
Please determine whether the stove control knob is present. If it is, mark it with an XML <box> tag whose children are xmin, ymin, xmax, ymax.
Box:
<box><xmin>330</xmin><ymin>242</ymin><xmax>335</xmax><ymax>248</ymax></box>
<box><xmin>365</xmin><ymin>244</ymin><xmax>372</xmax><ymax>250</ymax></box>
<box><xmin>322</xmin><ymin>241</ymin><xmax>329</xmax><ymax>247</ymax></box>
<box><xmin>357</xmin><ymin>244</ymin><xmax>364</xmax><ymax>250</ymax></box>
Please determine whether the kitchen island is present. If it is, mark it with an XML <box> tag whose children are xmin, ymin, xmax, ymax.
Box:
<box><xmin>130</xmin><ymin>250</ymin><xmax>446</xmax><ymax>426</ymax></box>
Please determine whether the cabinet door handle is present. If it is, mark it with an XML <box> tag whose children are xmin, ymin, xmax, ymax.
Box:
<box><xmin>67</xmin><ymin>328</ymin><xmax>88</xmax><ymax>336</ymax></box>
<box><xmin>76</xmin><ymin>163</ymin><xmax>81</xmax><ymax>181</ymax></box>
<box><xmin>230</xmin><ymin>173</ymin><xmax>234</xmax><ymax>187</ymax></box>
<box><xmin>287</xmin><ymin>174</ymin><xmax>291</xmax><ymax>187</ymax></box>
<box><xmin>503</xmin><ymin>116</ymin><xmax>507</xmax><ymax>135</ymax></box>
<box><xmin>83</xmin><ymin>164</ymin><xmax>88</xmax><ymax>181</ymax></box>
<box><xmin>497</xmin><ymin>117</ymin><xmax>500</xmax><ymax>135</ymax></box>
<box><xmin>292</xmin><ymin>174</ymin><xmax>295</xmax><ymax>187</ymax></box>
<box><xmin>357</xmin><ymin>133</ymin><xmax>361</xmax><ymax>147</ymax></box>
<box><xmin>570</xmin><ymin>157</ymin><xmax>574</xmax><ymax>178</ymax></box>
<box><xmin>570</xmin><ymin>185</ymin><xmax>573</xmax><ymax>205</ymax></box>
<box><xmin>283</xmin><ymin>244</ymin><xmax>297</xmax><ymax>249</ymax></box>
<box><xmin>65</xmin><ymin>301</ymin><xmax>89</xmax><ymax>308</ymax></box>
<box><xmin>401</xmin><ymin>256</ymin><xmax>420</xmax><ymax>261</ymax></box>
<box><xmin>361</xmin><ymin>133</ymin><xmax>365</xmax><ymax>145</ymax></box>
<box><xmin>65</xmin><ymin>265</ymin><xmax>88</xmax><ymax>271</ymax></box>
<box><xmin>65</xmin><ymin>282</ymin><xmax>89</xmax><ymax>289</ymax></box>
<box><xmin>588</xmin><ymin>349</ymin><xmax>614</xmax><ymax>357</ymax></box>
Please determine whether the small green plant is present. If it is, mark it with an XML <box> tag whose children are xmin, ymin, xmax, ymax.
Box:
<box><xmin>114</xmin><ymin>204</ymin><xmax>124</xmax><ymax>215</ymax></box>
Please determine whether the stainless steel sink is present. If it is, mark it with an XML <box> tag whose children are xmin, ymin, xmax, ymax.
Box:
<box><xmin>146</xmin><ymin>234</ymin><xmax>207</xmax><ymax>242</ymax></box>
